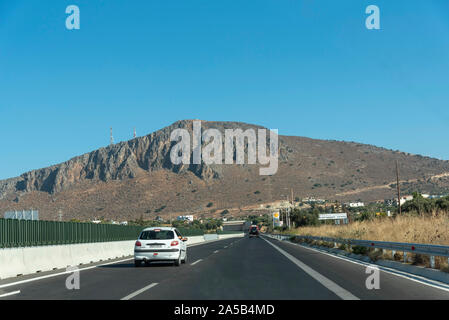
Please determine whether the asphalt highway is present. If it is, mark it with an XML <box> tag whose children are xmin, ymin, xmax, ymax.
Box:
<box><xmin>2</xmin><ymin>235</ymin><xmax>449</xmax><ymax>300</ymax></box>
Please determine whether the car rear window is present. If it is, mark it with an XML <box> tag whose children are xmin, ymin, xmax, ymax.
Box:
<box><xmin>140</xmin><ymin>230</ymin><xmax>175</xmax><ymax>240</ymax></box>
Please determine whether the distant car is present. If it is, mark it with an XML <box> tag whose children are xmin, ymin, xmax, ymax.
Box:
<box><xmin>248</xmin><ymin>225</ymin><xmax>260</xmax><ymax>237</ymax></box>
<box><xmin>134</xmin><ymin>227</ymin><xmax>188</xmax><ymax>267</ymax></box>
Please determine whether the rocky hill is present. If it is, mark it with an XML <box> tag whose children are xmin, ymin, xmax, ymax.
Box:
<box><xmin>1</xmin><ymin>120</ymin><xmax>449</xmax><ymax>221</ymax></box>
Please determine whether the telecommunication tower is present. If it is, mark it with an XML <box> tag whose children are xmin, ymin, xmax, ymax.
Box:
<box><xmin>110</xmin><ymin>127</ymin><xmax>114</xmax><ymax>145</ymax></box>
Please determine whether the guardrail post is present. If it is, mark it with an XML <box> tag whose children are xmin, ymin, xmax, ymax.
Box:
<box><xmin>334</xmin><ymin>242</ymin><xmax>337</xmax><ymax>248</ymax></box>
<box><xmin>430</xmin><ymin>256</ymin><xmax>435</xmax><ymax>269</ymax></box>
<box><xmin>392</xmin><ymin>250</ymin><xmax>396</xmax><ymax>259</ymax></box>
<box><xmin>403</xmin><ymin>252</ymin><xmax>407</xmax><ymax>263</ymax></box>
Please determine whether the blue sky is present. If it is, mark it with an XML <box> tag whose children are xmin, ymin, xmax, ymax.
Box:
<box><xmin>0</xmin><ymin>0</ymin><xmax>448</xmax><ymax>180</ymax></box>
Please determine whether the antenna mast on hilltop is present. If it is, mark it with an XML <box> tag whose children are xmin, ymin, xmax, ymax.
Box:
<box><xmin>133</xmin><ymin>127</ymin><xmax>136</xmax><ymax>138</ymax></box>
<box><xmin>110</xmin><ymin>127</ymin><xmax>114</xmax><ymax>146</ymax></box>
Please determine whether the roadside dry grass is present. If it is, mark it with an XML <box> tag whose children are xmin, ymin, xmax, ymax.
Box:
<box><xmin>294</xmin><ymin>213</ymin><xmax>449</xmax><ymax>245</ymax></box>
<box><xmin>290</xmin><ymin>212</ymin><xmax>449</xmax><ymax>270</ymax></box>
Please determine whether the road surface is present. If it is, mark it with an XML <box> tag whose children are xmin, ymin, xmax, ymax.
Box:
<box><xmin>1</xmin><ymin>236</ymin><xmax>449</xmax><ymax>300</ymax></box>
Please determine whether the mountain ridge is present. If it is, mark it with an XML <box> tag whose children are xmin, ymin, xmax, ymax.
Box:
<box><xmin>1</xmin><ymin>120</ymin><xmax>449</xmax><ymax>221</ymax></box>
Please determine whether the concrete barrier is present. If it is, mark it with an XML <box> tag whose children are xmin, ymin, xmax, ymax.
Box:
<box><xmin>204</xmin><ymin>234</ymin><xmax>219</xmax><ymax>241</ymax></box>
<box><xmin>218</xmin><ymin>233</ymin><xmax>245</xmax><ymax>240</ymax></box>
<box><xmin>185</xmin><ymin>236</ymin><xmax>205</xmax><ymax>246</ymax></box>
<box><xmin>186</xmin><ymin>233</ymin><xmax>244</xmax><ymax>247</ymax></box>
<box><xmin>0</xmin><ymin>248</ymin><xmax>26</xmax><ymax>279</ymax></box>
<box><xmin>0</xmin><ymin>241</ymin><xmax>135</xmax><ymax>280</ymax></box>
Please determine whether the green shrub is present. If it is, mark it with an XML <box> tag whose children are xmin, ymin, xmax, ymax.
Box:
<box><xmin>368</xmin><ymin>249</ymin><xmax>383</xmax><ymax>261</ymax></box>
<box><xmin>352</xmin><ymin>245</ymin><xmax>368</xmax><ymax>255</ymax></box>
<box><xmin>321</xmin><ymin>241</ymin><xmax>334</xmax><ymax>248</ymax></box>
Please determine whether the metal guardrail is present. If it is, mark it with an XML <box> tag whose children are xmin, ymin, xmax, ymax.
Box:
<box><xmin>266</xmin><ymin>233</ymin><xmax>449</xmax><ymax>267</ymax></box>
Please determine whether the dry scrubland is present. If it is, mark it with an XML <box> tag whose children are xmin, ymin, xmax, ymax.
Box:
<box><xmin>295</xmin><ymin>213</ymin><xmax>449</xmax><ymax>245</ymax></box>
<box><xmin>292</xmin><ymin>212</ymin><xmax>449</xmax><ymax>271</ymax></box>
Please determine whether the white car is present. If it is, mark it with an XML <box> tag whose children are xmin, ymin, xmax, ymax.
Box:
<box><xmin>134</xmin><ymin>227</ymin><xmax>188</xmax><ymax>267</ymax></box>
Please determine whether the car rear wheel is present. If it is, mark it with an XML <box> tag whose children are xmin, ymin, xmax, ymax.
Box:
<box><xmin>174</xmin><ymin>253</ymin><xmax>182</xmax><ymax>266</ymax></box>
<box><xmin>134</xmin><ymin>260</ymin><xmax>142</xmax><ymax>267</ymax></box>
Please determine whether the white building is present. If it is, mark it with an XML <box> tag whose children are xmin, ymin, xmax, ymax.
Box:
<box><xmin>429</xmin><ymin>195</ymin><xmax>446</xmax><ymax>199</ymax></box>
<box><xmin>399</xmin><ymin>195</ymin><xmax>414</xmax><ymax>205</ymax></box>
<box><xmin>348</xmin><ymin>202</ymin><xmax>364</xmax><ymax>208</ymax></box>
<box><xmin>177</xmin><ymin>215</ymin><xmax>194</xmax><ymax>222</ymax></box>
<box><xmin>302</xmin><ymin>197</ymin><xmax>325</xmax><ymax>204</ymax></box>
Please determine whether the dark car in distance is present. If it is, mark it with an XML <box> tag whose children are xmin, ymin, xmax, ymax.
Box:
<box><xmin>249</xmin><ymin>225</ymin><xmax>260</xmax><ymax>238</ymax></box>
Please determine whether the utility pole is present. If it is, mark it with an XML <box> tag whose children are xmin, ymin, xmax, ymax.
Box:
<box><xmin>289</xmin><ymin>188</ymin><xmax>293</xmax><ymax>229</ymax></box>
<box><xmin>58</xmin><ymin>209</ymin><xmax>63</xmax><ymax>222</ymax></box>
<box><xmin>282</xmin><ymin>188</ymin><xmax>292</xmax><ymax>229</ymax></box>
<box><xmin>396</xmin><ymin>160</ymin><xmax>402</xmax><ymax>215</ymax></box>
<box><xmin>264</xmin><ymin>177</ymin><xmax>273</xmax><ymax>229</ymax></box>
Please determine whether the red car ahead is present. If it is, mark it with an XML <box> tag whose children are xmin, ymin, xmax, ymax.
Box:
<box><xmin>248</xmin><ymin>225</ymin><xmax>260</xmax><ymax>237</ymax></box>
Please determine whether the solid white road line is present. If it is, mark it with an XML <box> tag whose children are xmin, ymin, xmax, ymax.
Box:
<box><xmin>283</xmin><ymin>239</ymin><xmax>449</xmax><ymax>294</ymax></box>
<box><xmin>191</xmin><ymin>259</ymin><xmax>203</xmax><ymax>266</ymax></box>
<box><xmin>0</xmin><ymin>257</ymin><xmax>134</xmax><ymax>290</ymax></box>
<box><xmin>121</xmin><ymin>283</ymin><xmax>158</xmax><ymax>300</ymax></box>
<box><xmin>0</xmin><ymin>290</ymin><xmax>21</xmax><ymax>298</ymax></box>
<box><xmin>262</xmin><ymin>237</ymin><xmax>360</xmax><ymax>300</ymax></box>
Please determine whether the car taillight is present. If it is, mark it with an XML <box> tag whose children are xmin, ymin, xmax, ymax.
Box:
<box><xmin>135</xmin><ymin>241</ymin><xmax>141</xmax><ymax>247</ymax></box>
<box><xmin>171</xmin><ymin>241</ymin><xmax>179</xmax><ymax>246</ymax></box>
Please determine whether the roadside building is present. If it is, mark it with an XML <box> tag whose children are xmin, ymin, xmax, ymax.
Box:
<box><xmin>347</xmin><ymin>202</ymin><xmax>364</xmax><ymax>208</ymax></box>
<box><xmin>177</xmin><ymin>215</ymin><xmax>194</xmax><ymax>222</ymax></box>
